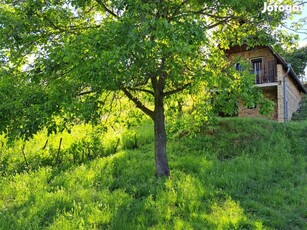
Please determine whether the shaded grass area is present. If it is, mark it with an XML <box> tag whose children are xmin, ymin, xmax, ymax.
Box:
<box><xmin>1</xmin><ymin>118</ymin><xmax>307</xmax><ymax>229</ymax></box>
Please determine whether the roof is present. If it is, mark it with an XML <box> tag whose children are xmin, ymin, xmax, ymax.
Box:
<box><xmin>225</xmin><ymin>45</ymin><xmax>307</xmax><ymax>94</ymax></box>
<box><xmin>267</xmin><ymin>46</ymin><xmax>307</xmax><ymax>94</ymax></box>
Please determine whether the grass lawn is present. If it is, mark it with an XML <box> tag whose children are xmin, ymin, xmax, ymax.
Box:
<box><xmin>0</xmin><ymin>118</ymin><xmax>307</xmax><ymax>229</ymax></box>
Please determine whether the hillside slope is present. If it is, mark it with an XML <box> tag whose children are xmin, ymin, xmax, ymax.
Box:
<box><xmin>0</xmin><ymin>118</ymin><xmax>307</xmax><ymax>229</ymax></box>
<box><xmin>292</xmin><ymin>94</ymin><xmax>307</xmax><ymax>121</ymax></box>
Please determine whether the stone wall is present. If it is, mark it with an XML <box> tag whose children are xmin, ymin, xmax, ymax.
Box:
<box><xmin>230</xmin><ymin>47</ymin><xmax>279</xmax><ymax>120</ymax></box>
<box><xmin>227</xmin><ymin>47</ymin><xmax>276</xmax><ymax>81</ymax></box>
<box><xmin>228</xmin><ymin>47</ymin><xmax>303</xmax><ymax>122</ymax></box>
<box><xmin>227</xmin><ymin>46</ymin><xmax>275</xmax><ymax>62</ymax></box>
<box><xmin>238</xmin><ymin>87</ymin><xmax>278</xmax><ymax>120</ymax></box>
<box><xmin>277</xmin><ymin>64</ymin><xmax>302</xmax><ymax>122</ymax></box>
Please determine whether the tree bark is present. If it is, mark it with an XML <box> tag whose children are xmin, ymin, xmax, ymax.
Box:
<box><xmin>123</xmin><ymin>75</ymin><xmax>170</xmax><ymax>177</ymax></box>
<box><xmin>153</xmin><ymin>76</ymin><xmax>170</xmax><ymax>177</ymax></box>
<box><xmin>153</xmin><ymin>96</ymin><xmax>169</xmax><ymax>176</ymax></box>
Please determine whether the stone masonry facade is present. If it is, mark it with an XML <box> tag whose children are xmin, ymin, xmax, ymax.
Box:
<box><xmin>226</xmin><ymin>46</ymin><xmax>305</xmax><ymax>122</ymax></box>
<box><xmin>238</xmin><ymin>87</ymin><xmax>278</xmax><ymax>120</ymax></box>
<box><xmin>277</xmin><ymin>64</ymin><xmax>302</xmax><ymax>122</ymax></box>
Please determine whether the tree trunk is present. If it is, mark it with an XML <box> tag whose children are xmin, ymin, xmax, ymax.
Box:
<box><xmin>153</xmin><ymin>94</ymin><xmax>170</xmax><ymax>177</ymax></box>
<box><xmin>123</xmin><ymin>76</ymin><xmax>170</xmax><ymax>176</ymax></box>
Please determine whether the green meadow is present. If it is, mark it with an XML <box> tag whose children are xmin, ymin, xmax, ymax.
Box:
<box><xmin>1</xmin><ymin>118</ymin><xmax>307</xmax><ymax>229</ymax></box>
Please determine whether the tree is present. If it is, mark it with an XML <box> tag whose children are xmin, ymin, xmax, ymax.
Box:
<box><xmin>0</xmin><ymin>0</ymin><xmax>298</xmax><ymax>176</ymax></box>
<box><xmin>281</xmin><ymin>46</ymin><xmax>307</xmax><ymax>79</ymax></box>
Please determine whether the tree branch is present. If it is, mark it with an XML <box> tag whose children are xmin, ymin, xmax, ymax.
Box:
<box><xmin>132</xmin><ymin>75</ymin><xmax>151</xmax><ymax>87</ymax></box>
<box><xmin>169</xmin><ymin>0</ymin><xmax>189</xmax><ymax>21</ymax></box>
<box><xmin>281</xmin><ymin>23</ymin><xmax>307</xmax><ymax>36</ymax></box>
<box><xmin>207</xmin><ymin>19</ymin><xmax>231</xmax><ymax>29</ymax></box>
<box><xmin>193</xmin><ymin>11</ymin><xmax>236</xmax><ymax>19</ymax></box>
<box><xmin>38</xmin><ymin>14</ymin><xmax>78</xmax><ymax>35</ymax></box>
<box><xmin>126</xmin><ymin>87</ymin><xmax>155</xmax><ymax>96</ymax></box>
<box><xmin>163</xmin><ymin>82</ymin><xmax>191</xmax><ymax>97</ymax></box>
<box><xmin>77</xmin><ymin>90</ymin><xmax>95</xmax><ymax>96</ymax></box>
<box><xmin>169</xmin><ymin>10</ymin><xmax>237</xmax><ymax>23</ymax></box>
<box><xmin>122</xmin><ymin>87</ymin><xmax>154</xmax><ymax>118</ymax></box>
<box><xmin>95</xmin><ymin>0</ymin><xmax>119</xmax><ymax>18</ymax></box>
<box><xmin>36</xmin><ymin>12</ymin><xmax>97</xmax><ymax>35</ymax></box>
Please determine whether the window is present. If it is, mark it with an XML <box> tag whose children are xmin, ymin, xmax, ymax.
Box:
<box><xmin>235</xmin><ymin>63</ymin><xmax>242</xmax><ymax>71</ymax></box>
<box><xmin>251</xmin><ymin>58</ymin><xmax>263</xmax><ymax>84</ymax></box>
<box><xmin>267</xmin><ymin>60</ymin><xmax>276</xmax><ymax>82</ymax></box>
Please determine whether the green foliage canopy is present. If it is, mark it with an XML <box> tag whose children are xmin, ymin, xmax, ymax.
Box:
<box><xmin>0</xmin><ymin>0</ymin><xmax>300</xmax><ymax>175</ymax></box>
<box><xmin>282</xmin><ymin>45</ymin><xmax>307</xmax><ymax>78</ymax></box>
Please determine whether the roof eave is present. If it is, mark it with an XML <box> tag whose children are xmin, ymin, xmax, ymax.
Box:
<box><xmin>268</xmin><ymin>47</ymin><xmax>307</xmax><ymax>94</ymax></box>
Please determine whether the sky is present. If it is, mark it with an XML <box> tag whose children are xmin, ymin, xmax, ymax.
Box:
<box><xmin>290</xmin><ymin>3</ymin><xmax>307</xmax><ymax>46</ymax></box>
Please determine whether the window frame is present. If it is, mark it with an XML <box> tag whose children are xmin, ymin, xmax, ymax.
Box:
<box><xmin>250</xmin><ymin>57</ymin><xmax>263</xmax><ymax>84</ymax></box>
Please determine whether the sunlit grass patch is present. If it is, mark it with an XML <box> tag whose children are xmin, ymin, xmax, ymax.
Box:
<box><xmin>204</xmin><ymin>198</ymin><xmax>246</xmax><ymax>228</ymax></box>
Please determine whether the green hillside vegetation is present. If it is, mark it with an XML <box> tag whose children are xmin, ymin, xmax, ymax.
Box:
<box><xmin>1</xmin><ymin>118</ymin><xmax>307</xmax><ymax>229</ymax></box>
<box><xmin>292</xmin><ymin>94</ymin><xmax>307</xmax><ymax>121</ymax></box>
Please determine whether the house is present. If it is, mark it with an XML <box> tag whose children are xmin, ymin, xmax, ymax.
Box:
<box><xmin>225</xmin><ymin>45</ymin><xmax>306</xmax><ymax>122</ymax></box>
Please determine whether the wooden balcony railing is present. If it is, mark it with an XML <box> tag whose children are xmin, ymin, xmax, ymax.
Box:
<box><xmin>253</xmin><ymin>60</ymin><xmax>277</xmax><ymax>84</ymax></box>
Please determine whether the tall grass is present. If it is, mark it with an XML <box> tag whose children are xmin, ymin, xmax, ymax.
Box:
<box><xmin>0</xmin><ymin>118</ymin><xmax>307</xmax><ymax>229</ymax></box>
<box><xmin>0</xmin><ymin>119</ymin><xmax>154</xmax><ymax>175</ymax></box>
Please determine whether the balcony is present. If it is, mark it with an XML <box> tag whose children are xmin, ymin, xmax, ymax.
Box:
<box><xmin>252</xmin><ymin>60</ymin><xmax>277</xmax><ymax>84</ymax></box>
